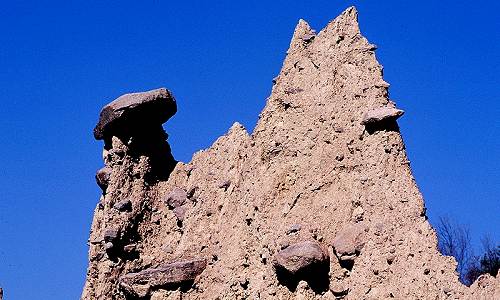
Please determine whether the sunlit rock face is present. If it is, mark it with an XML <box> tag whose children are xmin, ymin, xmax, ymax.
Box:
<box><xmin>82</xmin><ymin>7</ymin><xmax>499</xmax><ymax>300</ymax></box>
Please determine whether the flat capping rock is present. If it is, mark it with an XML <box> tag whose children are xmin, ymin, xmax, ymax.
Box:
<box><xmin>119</xmin><ymin>258</ymin><xmax>207</xmax><ymax>297</ymax></box>
<box><xmin>94</xmin><ymin>88</ymin><xmax>177</xmax><ymax>140</ymax></box>
<box><xmin>361</xmin><ymin>107</ymin><xmax>404</xmax><ymax>125</ymax></box>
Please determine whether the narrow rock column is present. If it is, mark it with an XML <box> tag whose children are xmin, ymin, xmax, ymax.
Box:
<box><xmin>82</xmin><ymin>88</ymin><xmax>178</xmax><ymax>300</ymax></box>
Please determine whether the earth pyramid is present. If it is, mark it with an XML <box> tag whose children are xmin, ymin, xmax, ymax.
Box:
<box><xmin>82</xmin><ymin>7</ymin><xmax>499</xmax><ymax>300</ymax></box>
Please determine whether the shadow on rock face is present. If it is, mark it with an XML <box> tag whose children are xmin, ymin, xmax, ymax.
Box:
<box><xmin>105</xmin><ymin>124</ymin><xmax>177</xmax><ymax>183</ymax></box>
<box><xmin>338</xmin><ymin>259</ymin><xmax>354</xmax><ymax>271</ymax></box>
<box><xmin>365</xmin><ymin>120</ymin><xmax>400</xmax><ymax>135</ymax></box>
<box><xmin>275</xmin><ymin>257</ymin><xmax>330</xmax><ymax>294</ymax></box>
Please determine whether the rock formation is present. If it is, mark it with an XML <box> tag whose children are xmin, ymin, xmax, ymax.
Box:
<box><xmin>82</xmin><ymin>6</ymin><xmax>499</xmax><ymax>300</ymax></box>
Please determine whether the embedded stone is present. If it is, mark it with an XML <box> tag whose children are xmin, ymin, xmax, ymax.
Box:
<box><xmin>104</xmin><ymin>242</ymin><xmax>114</xmax><ymax>251</ymax></box>
<box><xmin>94</xmin><ymin>88</ymin><xmax>177</xmax><ymax>140</ymax></box>
<box><xmin>113</xmin><ymin>199</ymin><xmax>132</xmax><ymax>212</ymax></box>
<box><xmin>302</xmin><ymin>32</ymin><xmax>316</xmax><ymax>43</ymax></box>
<box><xmin>273</xmin><ymin>241</ymin><xmax>328</xmax><ymax>274</ymax></box>
<box><xmin>119</xmin><ymin>259</ymin><xmax>207</xmax><ymax>297</ymax></box>
<box><xmin>330</xmin><ymin>282</ymin><xmax>349</xmax><ymax>298</ymax></box>
<box><xmin>164</xmin><ymin>188</ymin><xmax>187</xmax><ymax>209</ymax></box>
<box><xmin>123</xmin><ymin>244</ymin><xmax>137</xmax><ymax>253</ymax></box>
<box><xmin>173</xmin><ymin>205</ymin><xmax>187</xmax><ymax>222</ymax></box>
<box><xmin>286</xmin><ymin>224</ymin><xmax>302</xmax><ymax>235</ymax></box>
<box><xmin>218</xmin><ymin>180</ymin><xmax>231</xmax><ymax>190</ymax></box>
<box><xmin>332</xmin><ymin>223</ymin><xmax>368</xmax><ymax>261</ymax></box>
<box><xmin>361</xmin><ymin>107</ymin><xmax>404</xmax><ymax>125</ymax></box>
<box><xmin>103</xmin><ymin>228</ymin><xmax>120</xmax><ymax>242</ymax></box>
<box><xmin>95</xmin><ymin>166</ymin><xmax>112</xmax><ymax>191</ymax></box>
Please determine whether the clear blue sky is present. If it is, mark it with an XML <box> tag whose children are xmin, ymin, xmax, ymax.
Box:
<box><xmin>0</xmin><ymin>1</ymin><xmax>498</xmax><ymax>299</ymax></box>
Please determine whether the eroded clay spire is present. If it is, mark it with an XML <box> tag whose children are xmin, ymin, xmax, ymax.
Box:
<box><xmin>318</xmin><ymin>6</ymin><xmax>360</xmax><ymax>39</ymax></box>
<box><xmin>287</xmin><ymin>19</ymin><xmax>316</xmax><ymax>55</ymax></box>
<box><xmin>82</xmin><ymin>7</ymin><xmax>499</xmax><ymax>300</ymax></box>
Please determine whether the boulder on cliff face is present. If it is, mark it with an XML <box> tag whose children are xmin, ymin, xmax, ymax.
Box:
<box><xmin>273</xmin><ymin>241</ymin><xmax>328</xmax><ymax>274</ymax></box>
<box><xmin>274</xmin><ymin>241</ymin><xmax>331</xmax><ymax>294</ymax></box>
<box><xmin>95</xmin><ymin>166</ymin><xmax>112</xmax><ymax>192</ymax></box>
<box><xmin>103</xmin><ymin>227</ymin><xmax>120</xmax><ymax>243</ymax></box>
<box><xmin>164</xmin><ymin>188</ymin><xmax>188</xmax><ymax>209</ymax></box>
<box><xmin>119</xmin><ymin>259</ymin><xmax>207</xmax><ymax>297</ymax></box>
<box><xmin>331</xmin><ymin>223</ymin><xmax>368</xmax><ymax>262</ymax></box>
<box><xmin>93</xmin><ymin>88</ymin><xmax>177</xmax><ymax>140</ymax></box>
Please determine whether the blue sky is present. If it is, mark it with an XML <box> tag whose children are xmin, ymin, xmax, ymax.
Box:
<box><xmin>0</xmin><ymin>1</ymin><xmax>498</xmax><ymax>299</ymax></box>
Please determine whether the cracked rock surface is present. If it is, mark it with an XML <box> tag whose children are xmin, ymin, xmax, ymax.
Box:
<box><xmin>82</xmin><ymin>6</ymin><xmax>499</xmax><ymax>300</ymax></box>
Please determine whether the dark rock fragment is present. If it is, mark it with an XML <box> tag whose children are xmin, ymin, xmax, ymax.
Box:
<box><xmin>94</xmin><ymin>88</ymin><xmax>177</xmax><ymax>140</ymax></box>
<box><xmin>123</xmin><ymin>244</ymin><xmax>136</xmax><ymax>253</ymax></box>
<box><xmin>95</xmin><ymin>166</ymin><xmax>112</xmax><ymax>192</ymax></box>
<box><xmin>218</xmin><ymin>180</ymin><xmax>231</xmax><ymax>191</ymax></box>
<box><xmin>164</xmin><ymin>188</ymin><xmax>187</xmax><ymax>209</ymax></box>
<box><xmin>104</xmin><ymin>242</ymin><xmax>114</xmax><ymax>251</ymax></box>
<box><xmin>284</xmin><ymin>87</ymin><xmax>304</xmax><ymax>95</ymax></box>
<box><xmin>286</xmin><ymin>224</ymin><xmax>302</xmax><ymax>235</ymax></box>
<box><xmin>103</xmin><ymin>228</ymin><xmax>120</xmax><ymax>243</ymax></box>
<box><xmin>332</xmin><ymin>288</ymin><xmax>349</xmax><ymax>298</ymax></box>
<box><xmin>443</xmin><ymin>287</ymin><xmax>452</xmax><ymax>296</ymax></box>
<box><xmin>113</xmin><ymin>199</ymin><xmax>132</xmax><ymax>212</ymax></box>
<box><xmin>173</xmin><ymin>205</ymin><xmax>188</xmax><ymax>222</ymax></box>
<box><xmin>119</xmin><ymin>259</ymin><xmax>207</xmax><ymax>297</ymax></box>
<box><xmin>302</xmin><ymin>32</ymin><xmax>316</xmax><ymax>43</ymax></box>
<box><xmin>187</xmin><ymin>186</ymin><xmax>198</xmax><ymax>199</ymax></box>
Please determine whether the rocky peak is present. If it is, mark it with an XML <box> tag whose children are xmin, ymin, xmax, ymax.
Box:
<box><xmin>82</xmin><ymin>7</ymin><xmax>499</xmax><ymax>300</ymax></box>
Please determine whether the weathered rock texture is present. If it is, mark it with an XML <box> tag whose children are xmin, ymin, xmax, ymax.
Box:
<box><xmin>82</xmin><ymin>7</ymin><xmax>499</xmax><ymax>300</ymax></box>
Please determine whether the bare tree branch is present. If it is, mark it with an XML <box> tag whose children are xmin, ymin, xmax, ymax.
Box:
<box><xmin>435</xmin><ymin>216</ymin><xmax>473</xmax><ymax>284</ymax></box>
